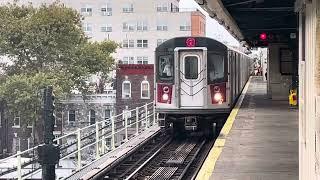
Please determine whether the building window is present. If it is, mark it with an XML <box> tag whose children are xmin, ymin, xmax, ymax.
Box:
<box><xmin>27</xmin><ymin>137</ymin><xmax>33</xmax><ymax>149</ymax></box>
<box><xmin>68</xmin><ymin>110</ymin><xmax>76</xmax><ymax>123</ymax></box>
<box><xmin>82</xmin><ymin>23</ymin><xmax>93</xmax><ymax>32</ymax></box>
<box><xmin>137</xmin><ymin>56</ymin><xmax>148</xmax><ymax>64</ymax></box>
<box><xmin>157</xmin><ymin>21</ymin><xmax>168</xmax><ymax>31</ymax></box>
<box><xmin>156</xmin><ymin>3</ymin><xmax>169</xmax><ymax>12</ymax></box>
<box><xmin>89</xmin><ymin>110</ymin><xmax>96</xmax><ymax>125</ymax></box>
<box><xmin>137</xmin><ymin>21</ymin><xmax>148</xmax><ymax>31</ymax></box>
<box><xmin>105</xmin><ymin>109</ymin><xmax>111</xmax><ymax>120</ymax></box>
<box><xmin>122</xmin><ymin>56</ymin><xmax>134</xmax><ymax>64</ymax></box>
<box><xmin>80</xmin><ymin>7</ymin><xmax>92</xmax><ymax>16</ymax></box>
<box><xmin>171</xmin><ymin>4</ymin><xmax>179</xmax><ymax>12</ymax></box>
<box><xmin>101</xmin><ymin>24</ymin><xmax>112</xmax><ymax>32</ymax></box>
<box><xmin>13</xmin><ymin>113</ymin><xmax>20</xmax><ymax>127</ymax></box>
<box><xmin>27</xmin><ymin>121</ymin><xmax>32</xmax><ymax>128</ymax></box>
<box><xmin>123</xmin><ymin>22</ymin><xmax>135</xmax><ymax>32</ymax></box>
<box><xmin>137</xmin><ymin>40</ymin><xmax>148</xmax><ymax>48</ymax></box>
<box><xmin>122</xmin><ymin>81</ymin><xmax>131</xmax><ymax>99</ymax></box>
<box><xmin>157</xmin><ymin>39</ymin><xmax>167</xmax><ymax>46</ymax></box>
<box><xmin>122</xmin><ymin>39</ymin><xmax>135</xmax><ymax>48</ymax></box>
<box><xmin>122</xmin><ymin>106</ymin><xmax>132</xmax><ymax>119</ymax></box>
<box><xmin>101</xmin><ymin>4</ymin><xmax>112</xmax><ymax>16</ymax></box>
<box><xmin>180</xmin><ymin>22</ymin><xmax>191</xmax><ymax>31</ymax></box>
<box><xmin>104</xmin><ymin>109</ymin><xmax>111</xmax><ymax>125</ymax></box>
<box><xmin>13</xmin><ymin>137</ymin><xmax>20</xmax><ymax>152</ymax></box>
<box><xmin>141</xmin><ymin>80</ymin><xmax>150</xmax><ymax>99</ymax></box>
<box><xmin>123</xmin><ymin>3</ymin><xmax>134</xmax><ymax>13</ymax></box>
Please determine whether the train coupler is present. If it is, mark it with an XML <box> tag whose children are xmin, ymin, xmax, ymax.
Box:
<box><xmin>158</xmin><ymin>113</ymin><xmax>166</xmax><ymax>128</ymax></box>
<box><xmin>184</xmin><ymin>116</ymin><xmax>198</xmax><ymax>131</ymax></box>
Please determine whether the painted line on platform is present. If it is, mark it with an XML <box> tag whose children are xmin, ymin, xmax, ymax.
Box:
<box><xmin>195</xmin><ymin>76</ymin><xmax>252</xmax><ymax>180</ymax></box>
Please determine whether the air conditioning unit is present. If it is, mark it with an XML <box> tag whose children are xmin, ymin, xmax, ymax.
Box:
<box><xmin>106</xmin><ymin>12</ymin><xmax>112</xmax><ymax>16</ymax></box>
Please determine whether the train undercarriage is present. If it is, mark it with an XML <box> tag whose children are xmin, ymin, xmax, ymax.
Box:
<box><xmin>158</xmin><ymin>113</ymin><xmax>228</xmax><ymax>138</ymax></box>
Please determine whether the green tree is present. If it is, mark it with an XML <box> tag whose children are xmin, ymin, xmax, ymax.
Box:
<box><xmin>0</xmin><ymin>2</ymin><xmax>118</xmax><ymax>143</ymax></box>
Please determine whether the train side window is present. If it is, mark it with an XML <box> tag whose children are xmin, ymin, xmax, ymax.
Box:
<box><xmin>158</xmin><ymin>55</ymin><xmax>173</xmax><ymax>80</ymax></box>
<box><xmin>184</xmin><ymin>56</ymin><xmax>199</xmax><ymax>80</ymax></box>
<box><xmin>208</xmin><ymin>54</ymin><xmax>224</xmax><ymax>82</ymax></box>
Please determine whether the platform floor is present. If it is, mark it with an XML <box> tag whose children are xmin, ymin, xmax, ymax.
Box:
<box><xmin>210</xmin><ymin>77</ymin><xmax>298</xmax><ymax>180</ymax></box>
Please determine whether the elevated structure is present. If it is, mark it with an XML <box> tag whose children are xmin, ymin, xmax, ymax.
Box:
<box><xmin>195</xmin><ymin>0</ymin><xmax>320</xmax><ymax>179</ymax></box>
<box><xmin>195</xmin><ymin>0</ymin><xmax>298</xmax><ymax>100</ymax></box>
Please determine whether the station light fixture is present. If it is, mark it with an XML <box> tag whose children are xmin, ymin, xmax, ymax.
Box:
<box><xmin>259</xmin><ymin>32</ymin><xmax>267</xmax><ymax>41</ymax></box>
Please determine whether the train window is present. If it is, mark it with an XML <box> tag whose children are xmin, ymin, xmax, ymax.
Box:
<box><xmin>208</xmin><ymin>54</ymin><xmax>224</xmax><ymax>82</ymax></box>
<box><xmin>184</xmin><ymin>56</ymin><xmax>199</xmax><ymax>79</ymax></box>
<box><xmin>158</xmin><ymin>55</ymin><xmax>173</xmax><ymax>80</ymax></box>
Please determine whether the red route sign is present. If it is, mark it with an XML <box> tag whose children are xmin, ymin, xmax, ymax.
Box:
<box><xmin>186</xmin><ymin>38</ymin><xmax>196</xmax><ymax>47</ymax></box>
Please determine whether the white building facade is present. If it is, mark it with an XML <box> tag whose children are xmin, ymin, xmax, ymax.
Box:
<box><xmin>74</xmin><ymin>0</ymin><xmax>206</xmax><ymax>64</ymax></box>
<box><xmin>5</xmin><ymin>0</ymin><xmax>206</xmax><ymax>65</ymax></box>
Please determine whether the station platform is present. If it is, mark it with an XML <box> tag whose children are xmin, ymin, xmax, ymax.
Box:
<box><xmin>197</xmin><ymin>76</ymin><xmax>298</xmax><ymax>180</ymax></box>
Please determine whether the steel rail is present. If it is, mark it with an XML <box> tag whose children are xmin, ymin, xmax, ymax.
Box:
<box><xmin>177</xmin><ymin>139</ymin><xmax>206</xmax><ymax>180</ymax></box>
<box><xmin>124</xmin><ymin>139</ymin><xmax>172</xmax><ymax>180</ymax></box>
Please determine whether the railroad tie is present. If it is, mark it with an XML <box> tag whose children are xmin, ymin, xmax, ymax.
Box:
<box><xmin>166</xmin><ymin>142</ymin><xmax>197</xmax><ymax>165</ymax></box>
<box><xmin>148</xmin><ymin>167</ymin><xmax>178</xmax><ymax>180</ymax></box>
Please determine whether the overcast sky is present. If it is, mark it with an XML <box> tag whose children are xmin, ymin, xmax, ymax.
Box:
<box><xmin>179</xmin><ymin>0</ymin><xmax>239</xmax><ymax>46</ymax></box>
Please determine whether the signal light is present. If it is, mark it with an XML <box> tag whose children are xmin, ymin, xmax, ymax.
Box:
<box><xmin>157</xmin><ymin>84</ymin><xmax>172</xmax><ymax>104</ymax></box>
<box><xmin>259</xmin><ymin>33</ymin><xmax>267</xmax><ymax>41</ymax></box>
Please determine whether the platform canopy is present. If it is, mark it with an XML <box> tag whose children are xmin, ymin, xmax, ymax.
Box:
<box><xmin>195</xmin><ymin>0</ymin><xmax>297</xmax><ymax>48</ymax></box>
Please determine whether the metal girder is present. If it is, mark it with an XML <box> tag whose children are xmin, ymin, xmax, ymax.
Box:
<box><xmin>197</xmin><ymin>0</ymin><xmax>297</xmax><ymax>47</ymax></box>
<box><xmin>194</xmin><ymin>0</ymin><xmax>245</xmax><ymax>41</ymax></box>
<box><xmin>230</xmin><ymin>7</ymin><xmax>294</xmax><ymax>12</ymax></box>
<box><xmin>225</xmin><ymin>0</ymin><xmax>264</xmax><ymax>7</ymax></box>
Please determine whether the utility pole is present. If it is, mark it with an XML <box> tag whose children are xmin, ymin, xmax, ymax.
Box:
<box><xmin>37</xmin><ymin>86</ymin><xmax>60</xmax><ymax>180</ymax></box>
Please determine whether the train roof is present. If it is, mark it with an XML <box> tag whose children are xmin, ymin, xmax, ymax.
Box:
<box><xmin>227</xmin><ymin>45</ymin><xmax>252</xmax><ymax>58</ymax></box>
<box><xmin>156</xmin><ymin>36</ymin><xmax>251</xmax><ymax>59</ymax></box>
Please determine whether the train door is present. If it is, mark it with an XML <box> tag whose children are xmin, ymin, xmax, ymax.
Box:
<box><xmin>179</xmin><ymin>51</ymin><xmax>204</xmax><ymax>107</ymax></box>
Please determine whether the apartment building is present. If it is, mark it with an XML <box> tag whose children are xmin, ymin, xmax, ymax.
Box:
<box><xmin>0</xmin><ymin>0</ymin><xmax>206</xmax><ymax>155</ymax></box>
<box><xmin>2</xmin><ymin>0</ymin><xmax>206</xmax><ymax>64</ymax></box>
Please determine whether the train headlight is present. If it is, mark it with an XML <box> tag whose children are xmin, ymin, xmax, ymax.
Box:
<box><xmin>214</xmin><ymin>93</ymin><xmax>223</xmax><ymax>102</ymax></box>
<box><xmin>162</xmin><ymin>93</ymin><xmax>169</xmax><ymax>101</ymax></box>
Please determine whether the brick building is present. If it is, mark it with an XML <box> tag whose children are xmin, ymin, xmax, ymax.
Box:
<box><xmin>0</xmin><ymin>101</ymin><xmax>37</xmax><ymax>157</ymax></box>
<box><xmin>115</xmin><ymin>64</ymin><xmax>154</xmax><ymax>115</ymax></box>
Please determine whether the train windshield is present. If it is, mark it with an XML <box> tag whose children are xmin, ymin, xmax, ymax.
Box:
<box><xmin>158</xmin><ymin>55</ymin><xmax>173</xmax><ymax>81</ymax></box>
<box><xmin>184</xmin><ymin>56</ymin><xmax>199</xmax><ymax>79</ymax></box>
<box><xmin>208</xmin><ymin>54</ymin><xmax>224</xmax><ymax>82</ymax></box>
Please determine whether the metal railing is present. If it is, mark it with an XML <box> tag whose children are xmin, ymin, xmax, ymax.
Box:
<box><xmin>0</xmin><ymin>102</ymin><xmax>157</xmax><ymax>180</ymax></box>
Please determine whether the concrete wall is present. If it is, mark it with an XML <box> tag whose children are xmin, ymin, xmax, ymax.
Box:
<box><xmin>267</xmin><ymin>44</ymin><xmax>292</xmax><ymax>100</ymax></box>
<box><xmin>296</xmin><ymin>0</ymin><xmax>319</xmax><ymax>179</ymax></box>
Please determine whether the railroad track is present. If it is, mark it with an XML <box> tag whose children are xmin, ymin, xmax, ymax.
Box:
<box><xmin>129</xmin><ymin>136</ymin><xmax>211</xmax><ymax>180</ymax></box>
<box><xmin>91</xmin><ymin>131</ymin><xmax>172</xmax><ymax>180</ymax></box>
<box><xmin>93</xmin><ymin>133</ymin><xmax>216</xmax><ymax>180</ymax></box>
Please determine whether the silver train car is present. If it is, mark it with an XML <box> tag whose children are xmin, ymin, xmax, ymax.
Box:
<box><xmin>155</xmin><ymin>37</ymin><xmax>252</xmax><ymax>136</ymax></box>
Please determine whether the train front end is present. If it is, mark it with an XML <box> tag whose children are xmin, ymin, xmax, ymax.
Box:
<box><xmin>155</xmin><ymin>37</ymin><xmax>230</xmax><ymax>135</ymax></box>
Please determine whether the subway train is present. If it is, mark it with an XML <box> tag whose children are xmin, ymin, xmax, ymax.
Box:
<box><xmin>155</xmin><ymin>37</ymin><xmax>252</xmax><ymax>136</ymax></box>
